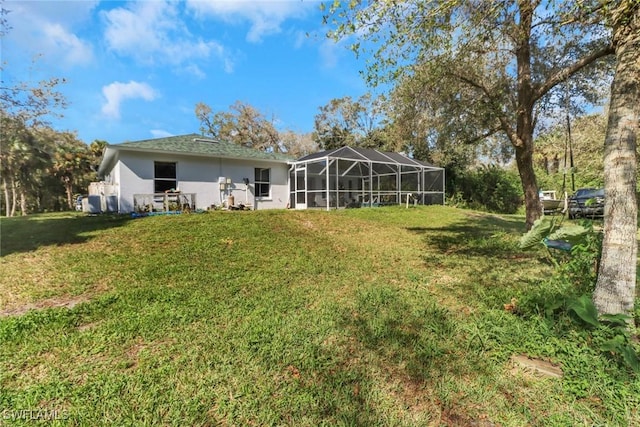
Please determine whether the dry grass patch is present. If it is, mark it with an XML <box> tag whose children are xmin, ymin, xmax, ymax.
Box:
<box><xmin>0</xmin><ymin>294</ymin><xmax>92</xmax><ymax>317</ymax></box>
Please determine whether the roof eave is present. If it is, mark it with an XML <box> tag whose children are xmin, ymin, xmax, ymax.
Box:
<box><xmin>97</xmin><ymin>145</ymin><xmax>118</xmax><ymax>178</ymax></box>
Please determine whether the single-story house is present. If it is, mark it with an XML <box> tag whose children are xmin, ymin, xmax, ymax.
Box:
<box><xmin>97</xmin><ymin>134</ymin><xmax>294</xmax><ymax>213</ymax></box>
<box><xmin>97</xmin><ymin>134</ymin><xmax>445</xmax><ymax>214</ymax></box>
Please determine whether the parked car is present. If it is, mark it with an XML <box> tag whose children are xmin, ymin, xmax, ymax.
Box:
<box><xmin>568</xmin><ymin>188</ymin><xmax>604</xmax><ymax>219</ymax></box>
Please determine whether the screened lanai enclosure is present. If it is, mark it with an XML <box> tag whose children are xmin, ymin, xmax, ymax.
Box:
<box><xmin>289</xmin><ymin>146</ymin><xmax>445</xmax><ymax>210</ymax></box>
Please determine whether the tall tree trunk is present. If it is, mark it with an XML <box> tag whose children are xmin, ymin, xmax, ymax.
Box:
<box><xmin>19</xmin><ymin>188</ymin><xmax>27</xmax><ymax>216</ymax></box>
<box><xmin>35</xmin><ymin>189</ymin><xmax>41</xmax><ymax>212</ymax></box>
<box><xmin>593</xmin><ymin>2</ymin><xmax>639</xmax><ymax>317</ymax></box>
<box><xmin>10</xmin><ymin>177</ymin><xmax>17</xmax><ymax>217</ymax></box>
<box><xmin>515</xmin><ymin>1</ymin><xmax>541</xmax><ymax>230</ymax></box>
<box><xmin>2</xmin><ymin>177</ymin><xmax>10</xmax><ymax>217</ymax></box>
<box><xmin>515</xmin><ymin>142</ymin><xmax>541</xmax><ymax>229</ymax></box>
<box><xmin>64</xmin><ymin>179</ymin><xmax>73</xmax><ymax>210</ymax></box>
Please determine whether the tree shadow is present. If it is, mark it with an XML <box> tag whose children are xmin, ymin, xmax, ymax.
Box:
<box><xmin>0</xmin><ymin>213</ymin><xmax>131</xmax><ymax>256</ymax></box>
<box><xmin>329</xmin><ymin>286</ymin><xmax>495</xmax><ymax>424</ymax></box>
<box><xmin>405</xmin><ymin>212</ymin><xmax>551</xmax><ymax>312</ymax></box>
<box><xmin>349</xmin><ymin>286</ymin><xmax>487</xmax><ymax>376</ymax></box>
<box><xmin>406</xmin><ymin>212</ymin><xmax>529</xmax><ymax>259</ymax></box>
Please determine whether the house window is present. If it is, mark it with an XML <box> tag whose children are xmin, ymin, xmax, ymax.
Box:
<box><xmin>254</xmin><ymin>168</ymin><xmax>270</xmax><ymax>198</ymax></box>
<box><xmin>154</xmin><ymin>162</ymin><xmax>177</xmax><ymax>193</ymax></box>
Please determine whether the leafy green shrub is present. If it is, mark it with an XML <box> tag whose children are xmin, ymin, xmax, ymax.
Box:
<box><xmin>449</xmin><ymin>165</ymin><xmax>523</xmax><ymax>213</ymax></box>
<box><xmin>568</xmin><ymin>295</ymin><xmax>639</xmax><ymax>373</ymax></box>
<box><xmin>519</xmin><ymin>218</ymin><xmax>601</xmax><ymax>293</ymax></box>
<box><xmin>517</xmin><ymin>220</ymin><xmax>639</xmax><ymax>373</ymax></box>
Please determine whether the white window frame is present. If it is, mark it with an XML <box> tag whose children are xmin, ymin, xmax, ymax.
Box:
<box><xmin>254</xmin><ymin>167</ymin><xmax>271</xmax><ymax>199</ymax></box>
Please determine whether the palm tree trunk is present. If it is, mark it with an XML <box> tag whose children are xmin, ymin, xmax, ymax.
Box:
<box><xmin>593</xmin><ymin>2</ymin><xmax>639</xmax><ymax>316</ymax></box>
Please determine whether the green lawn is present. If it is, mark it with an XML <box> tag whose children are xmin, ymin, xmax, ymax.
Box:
<box><xmin>1</xmin><ymin>207</ymin><xmax>638</xmax><ymax>426</ymax></box>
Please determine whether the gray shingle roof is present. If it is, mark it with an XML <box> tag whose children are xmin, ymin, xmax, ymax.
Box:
<box><xmin>113</xmin><ymin>133</ymin><xmax>294</xmax><ymax>162</ymax></box>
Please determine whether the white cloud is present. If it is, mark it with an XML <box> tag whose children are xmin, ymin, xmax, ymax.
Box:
<box><xmin>41</xmin><ymin>23</ymin><xmax>94</xmax><ymax>67</ymax></box>
<box><xmin>319</xmin><ymin>39</ymin><xmax>343</xmax><ymax>69</ymax></box>
<box><xmin>180</xmin><ymin>64</ymin><xmax>207</xmax><ymax>79</ymax></box>
<box><xmin>24</xmin><ymin>1</ymin><xmax>99</xmax><ymax>26</ymax></box>
<box><xmin>150</xmin><ymin>129</ymin><xmax>174</xmax><ymax>138</ymax></box>
<box><xmin>185</xmin><ymin>0</ymin><xmax>314</xmax><ymax>43</ymax></box>
<box><xmin>101</xmin><ymin>81</ymin><xmax>158</xmax><ymax>119</ymax></box>
<box><xmin>102</xmin><ymin>1</ymin><xmax>233</xmax><ymax>73</ymax></box>
<box><xmin>3</xmin><ymin>1</ymin><xmax>96</xmax><ymax>68</ymax></box>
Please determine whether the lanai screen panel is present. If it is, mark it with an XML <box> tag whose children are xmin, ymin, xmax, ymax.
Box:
<box><xmin>421</xmin><ymin>168</ymin><xmax>445</xmax><ymax>205</ymax></box>
<box><xmin>306</xmin><ymin>159</ymin><xmax>329</xmax><ymax>207</ymax></box>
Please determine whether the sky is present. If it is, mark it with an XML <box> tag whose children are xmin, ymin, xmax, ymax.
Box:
<box><xmin>1</xmin><ymin>0</ymin><xmax>371</xmax><ymax>144</ymax></box>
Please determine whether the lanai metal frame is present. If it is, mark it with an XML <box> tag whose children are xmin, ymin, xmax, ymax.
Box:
<box><xmin>289</xmin><ymin>146</ymin><xmax>445</xmax><ymax>210</ymax></box>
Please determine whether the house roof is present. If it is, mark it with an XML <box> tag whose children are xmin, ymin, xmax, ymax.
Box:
<box><xmin>114</xmin><ymin>133</ymin><xmax>293</xmax><ymax>161</ymax></box>
<box><xmin>98</xmin><ymin>134</ymin><xmax>293</xmax><ymax>176</ymax></box>
<box><xmin>295</xmin><ymin>146</ymin><xmax>442</xmax><ymax>169</ymax></box>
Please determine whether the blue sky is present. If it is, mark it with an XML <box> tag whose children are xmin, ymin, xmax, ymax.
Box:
<box><xmin>2</xmin><ymin>0</ymin><xmax>370</xmax><ymax>144</ymax></box>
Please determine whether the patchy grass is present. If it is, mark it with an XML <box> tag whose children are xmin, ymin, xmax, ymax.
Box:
<box><xmin>0</xmin><ymin>206</ymin><xmax>638</xmax><ymax>426</ymax></box>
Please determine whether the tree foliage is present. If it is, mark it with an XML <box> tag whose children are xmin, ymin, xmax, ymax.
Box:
<box><xmin>448</xmin><ymin>165</ymin><xmax>523</xmax><ymax>214</ymax></box>
<box><xmin>279</xmin><ymin>130</ymin><xmax>318</xmax><ymax>158</ymax></box>
<box><xmin>384</xmin><ymin>73</ymin><xmax>514</xmax><ymax>188</ymax></box>
<box><xmin>43</xmin><ymin>129</ymin><xmax>95</xmax><ymax>210</ymax></box>
<box><xmin>196</xmin><ymin>101</ymin><xmax>281</xmax><ymax>152</ymax></box>
<box><xmin>534</xmin><ymin>113</ymin><xmax>607</xmax><ymax>193</ymax></box>
<box><xmin>313</xmin><ymin>94</ymin><xmax>393</xmax><ymax>150</ymax></box>
<box><xmin>196</xmin><ymin>100</ymin><xmax>323</xmax><ymax>158</ymax></box>
<box><xmin>0</xmin><ymin>5</ymin><xmax>94</xmax><ymax>216</ymax></box>
<box><xmin>0</xmin><ymin>118</ymin><xmax>98</xmax><ymax>215</ymax></box>
<box><xmin>323</xmin><ymin>0</ymin><xmax>615</xmax><ymax>228</ymax></box>
<box><xmin>0</xmin><ymin>117</ymin><xmax>47</xmax><ymax>216</ymax></box>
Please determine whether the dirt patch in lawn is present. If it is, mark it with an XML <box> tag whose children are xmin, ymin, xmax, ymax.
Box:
<box><xmin>509</xmin><ymin>354</ymin><xmax>563</xmax><ymax>379</ymax></box>
<box><xmin>0</xmin><ymin>294</ymin><xmax>92</xmax><ymax>317</ymax></box>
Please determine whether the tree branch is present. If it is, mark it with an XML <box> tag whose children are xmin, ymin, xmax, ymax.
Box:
<box><xmin>464</xmin><ymin>126</ymin><xmax>503</xmax><ymax>144</ymax></box>
<box><xmin>534</xmin><ymin>44</ymin><xmax>615</xmax><ymax>101</ymax></box>
<box><xmin>450</xmin><ymin>71</ymin><xmax>523</xmax><ymax>147</ymax></box>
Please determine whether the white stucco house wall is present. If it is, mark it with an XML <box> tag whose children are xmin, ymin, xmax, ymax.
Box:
<box><xmin>97</xmin><ymin>134</ymin><xmax>294</xmax><ymax>213</ymax></box>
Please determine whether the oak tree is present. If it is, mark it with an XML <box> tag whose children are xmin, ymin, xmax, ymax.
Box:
<box><xmin>323</xmin><ymin>0</ymin><xmax>614</xmax><ymax>228</ymax></box>
<box><xmin>196</xmin><ymin>101</ymin><xmax>281</xmax><ymax>152</ymax></box>
<box><xmin>0</xmin><ymin>5</ymin><xmax>70</xmax><ymax>215</ymax></box>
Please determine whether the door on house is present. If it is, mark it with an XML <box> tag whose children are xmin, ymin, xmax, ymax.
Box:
<box><xmin>295</xmin><ymin>167</ymin><xmax>306</xmax><ymax>209</ymax></box>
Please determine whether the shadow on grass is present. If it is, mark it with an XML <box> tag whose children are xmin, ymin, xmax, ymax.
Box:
<box><xmin>340</xmin><ymin>285</ymin><xmax>483</xmax><ymax>382</ymax></box>
<box><xmin>407</xmin><ymin>211</ymin><xmax>549</xmax><ymax>310</ymax></box>
<box><xmin>0</xmin><ymin>213</ymin><xmax>131</xmax><ymax>256</ymax></box>
<box><xmin>406</xmin><ymin>212</ymin><xmax>529</xmax><ymax>259</ymax></box>
<box><xmin>327</xmin><ymin>285</ymin><xmax>492</xmax><ymax>424</ymax></box>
